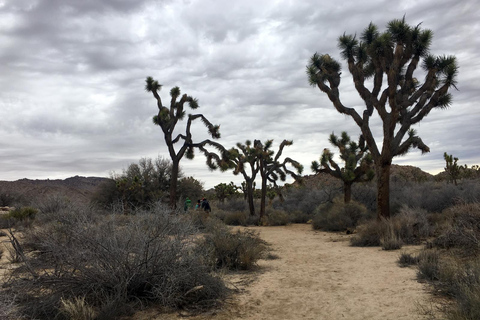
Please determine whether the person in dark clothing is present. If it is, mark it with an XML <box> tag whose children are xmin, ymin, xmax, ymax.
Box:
<box><xmin>201</xmin><ymin>198</ymin><xmax>211</xmax><ymax>213</ymax></box>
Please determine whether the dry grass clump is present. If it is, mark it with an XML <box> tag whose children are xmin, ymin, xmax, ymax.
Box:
<box><xmin>397</xmin><ymin>252</ymin><xmax>419</xmax><ymax>267</ymax></box>
<box><xmin>200</xmin><ymin>220</ymin><xmax>268</xmax><ymax>270</ymax></box>
<box><xmin>59</xmin><ymin>296</ymin><xmax>97</xmax><ymax>320</ymax></box>
<box><xmin>5</xmin><ymin>203</ymin><xmax>226</xmax><ymax>319</ymax></box>
<box><xmin>312</xmin><ymin>199</ymin><xmax>370</xmax><ymax>232</ymax></box>
<box><xmin>351</xmin><ymin>206</ymin><xmax>433</xmax><ymax>247</ymax></box>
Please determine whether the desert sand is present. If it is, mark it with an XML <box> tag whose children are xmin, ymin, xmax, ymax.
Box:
<box><xmin>152</xmin><ymin>224</ymin><xmax>442</xmax><ymax>320</ymax></box>
<box><xmin>1</xmin><ymin>224</ymin><xmax>443</xmax><ymax>320</ymax></box>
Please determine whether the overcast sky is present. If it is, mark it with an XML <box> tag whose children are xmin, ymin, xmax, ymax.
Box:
<box><xmin>1</xmin><ymin>0</ymin><xmax>479</xmax><ymax>189</ymax></box>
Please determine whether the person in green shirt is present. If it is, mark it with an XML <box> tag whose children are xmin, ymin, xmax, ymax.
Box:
<box><xmin>184</xmin><ymin>197</ymin><xmax>192</xmax><ymax>212</ymax></box>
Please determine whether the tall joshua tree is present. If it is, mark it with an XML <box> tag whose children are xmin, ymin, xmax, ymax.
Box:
<box><xmin>145</xmin><ymin>77</ymin><xmax>226</xmax><ymax>208</ymax></box>
<box><xmin>311</xmin><ymin>132</ymin><xmax>374</xmax><ymax>203</ymax></box>
<box><xmin>256</xmin><ymin>139</ymin><xmax>303</xmax><ymax>218</ymax></box>
<box><xmin>307</xmin><ymin>17</ymin><xmax>458</xmax><ymax>219</ymax></box>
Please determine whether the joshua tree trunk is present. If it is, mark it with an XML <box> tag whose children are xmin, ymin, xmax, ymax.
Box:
<box><xmin>376</xmin><ymin>163</ymin><xmax>391</xmax><ymax>220</ymax></box>
<box><xmin>169</xmin><ymin>159</ymin><xmax>180</xmax><ymax>209</ymax></box>
<box><xmin>246</xmin><ymin>180</ymin><xmax>255</xmax><ymax>216</ymax></box>
<box><xmin>260</xmin><ymin>170</ymin><xmax>267</xmax><ymax>219</ymax></box>
<box><xmin>344</xmin><ymin>182</ymin><xmax>352</xmax><ymax>203</ymax></box>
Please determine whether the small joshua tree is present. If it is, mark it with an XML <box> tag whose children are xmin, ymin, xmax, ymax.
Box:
<box><xmin>146</xmin><ymin>77</ymin><xmax>227</xmax><ymax>208</ymax></box>
<box><xmin>214</xmin><ymin>182</ymin><xmax>239</xmax><ymax>203</ymax></box>
<box><xmin>444</xmin><ymin>152</ymin><xmax>462</xmax><ymax>185</ymax></box>
<box><xmin>228</xmin><ymin>140</ymin><xmax>262</xmax><ymax>216</ymax></box>
<box><xmin>312</xmin><ymin>132</ymin><xmax>374</xmax><ymax>203</ymax></box>
<box><xmin>256</xmin><ymin>139</ymin><xmax>303</xmax><ymax>218</ymax></box>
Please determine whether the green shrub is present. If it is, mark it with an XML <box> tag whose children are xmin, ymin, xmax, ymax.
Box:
<box><xmin>8</xmin><ymin>207</ymin><xmax>38</xmax><ymax>221</ymax></box>
<box><xmin>313</xmin><ymin>199</ymin><xmax>369</xmax><ymax>231</ymax></box>
<box><xmin>201</xmin><ymin>222</ymin><xmax>267</xmax><ymax>270</ymax></box>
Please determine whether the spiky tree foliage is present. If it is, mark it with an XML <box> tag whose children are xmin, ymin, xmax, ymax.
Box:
<box><xmin>307</xmin><ymin>17</ymin><xmax>458</xmax><ymax>219</ymax></box>
<box><xmin>312</xmin><ymin>132</ymin><xmax>374</xmax><ymax>203</ymax></box>
<box><xmin>444</xmin><ymin>152</ymin><xmax>462</xmax><ymax>186</ymax></box>
<box><xmin>227</xmin><ymin>140</ymin><xmax>262</xmax><ymax>216</ymax></box>
<box><xmin>146</xmin><ymin>77</ymin><xmax>228</xmax><ymax>208</ymax></box>
<box><xmin>255</xmin><ymin>139</ymin><xmax>303</xmax><ymax>218</ymax></box>
<box><xmin>214</xmin><ymin>182</ymin><xmax>239</xmax><ymax>202</ymax></box>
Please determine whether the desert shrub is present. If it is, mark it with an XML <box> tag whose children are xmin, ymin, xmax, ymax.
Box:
<box><xmin>214</xmin><ymin>197</ymin><xmax>248</xmax><ymax>212</ymax></box>
<box><xmin>223</xmin><ymin>211</ymin><xmax>248</xmax><ymax>226</ymax></box>
<box><xmin>398</xmin><ymin>252</ymin><xmax>419</xmax><ymax>267</ymax></box>
<box><xmin>381</xmin><ymin>226</ymin><xmax>403</xmax><ymax>250</ymax></box>
<box><xmin>200</xmin><ymin>222</ymin><xmax>267</xmax><ymax>270</ymax></box>
<box><xmin>313</xmin><ymin>199</ymin><xmax>369</xmax><ymax>231</ymax></box>
<box><xmin>263</xmin><ymin>208</ymin><xmax>290</xmax><ymax>226</ymax></box>
<box><xmin>287</xmin><ymin>210</ymin><xmax>314</xmax><ymax>223</ymax></box>
<box><xmin>351</xmin><ymin>206</ymin><xmax>432</xmax><ymax>247</ymax></box>
<box><xmin>0</xmin><ymin>293</ymin><xmax>18</xmax><ymax>320</ymax></box>
<box><xmin>447</xmin><ymin>259</ymin><xmax>480</xmax><ymax>320</ymax></box>
<box><xmin>351</xmin><ymin>182</ymin><xmax>377</xmax><ymax>212</ymax></box>
<box><xmin>417</xmin><ymin>249</ymin><xmax>440</xmax><ymax>281</ymax></box>
<box><xmin>59</xmin><ymin>297</ymin><xmax>96</xmax><ymax>320</ymax></box>
<box><xmin>433</xmin><ymin>203</ymin><xmax>480</xmax><ymax>255</ymax></box>
<box><xmin>8</xmin><ymin>206</ymin><xmax>38</xmax><ymax>221</ymax></box>
<box><xmin>274</xmin><ymin>187</ymin><xmax>339</xmax><ymax>216</ymax></box>
<box><xmin>5</xmin><ymin>203</ymin><xmax>225</xmax><ymax>319</ymax></box>
<box><xmin>350</xmin><ymin>219</ymin><xmax>386</xmax><ymax>247</ymax></box>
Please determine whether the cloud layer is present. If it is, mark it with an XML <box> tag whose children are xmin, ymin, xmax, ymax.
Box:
<box><xmin>1</xmin><ymin>0</ymin><xmax>479</xmax><ymax>188</ymax></box>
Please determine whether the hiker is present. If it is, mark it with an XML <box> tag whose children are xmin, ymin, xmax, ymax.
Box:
<box><xmin>201</xmin><ymin>198</ymin><xmax>211</xmax><ymax>213</ymax></box>
<box><xmin>195</xmin><ymin>199</ymin><xmax>201</xmax><ymax>210</ymax></box>
<box><xmin>184</xmin><ymin>197</ymin><xmax>192</xmax><ymax>212</ymax></box>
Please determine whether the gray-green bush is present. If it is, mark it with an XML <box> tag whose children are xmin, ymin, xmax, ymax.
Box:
<box><xmin>313</xmin><ymin>199</ymin><xmax>369</xmax><ymax>231</ymax></box>
<box><xmin>5</xmin><ymin>203</ymin><xmax>226</xmax><ymax>319</ymax></box>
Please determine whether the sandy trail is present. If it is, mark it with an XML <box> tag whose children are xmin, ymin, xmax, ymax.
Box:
<box><xmin>150</xmin><ymin>224</ymin><xmax>441</xmax><ymax>320</ymax></box>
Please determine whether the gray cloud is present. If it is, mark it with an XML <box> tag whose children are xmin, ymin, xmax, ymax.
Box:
<box><xmin>0</xmin><ymin>0</ymin><xmax>479</xmax><ymax>189</ymax></box>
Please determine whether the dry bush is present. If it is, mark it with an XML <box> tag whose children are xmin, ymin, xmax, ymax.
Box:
<box><xmin>398</xmin><ymin>252</ymin><xmax>419</xmax><ymax>267</ymax></box>
<box><xmin>5</xmin><ymin>203</ymin><xmax>226</xmax><ymax>320</ymax></box>
<box><xmin>417</xmin><ymin>249</ymin><xmax>440</xmax><ymax>281</ymax></box>
<box><xmin>351</xmin><ymin>206</ymin><xmax>432</xmax><ymax>247</ymax></box>
<box><xmin>215</xmin><ymin>198</ymin><xmax>248</xmax><ymax>212</ymax></box>
<box><xmin>0</xmin><ymin>293</ymin><xmax>18</xmax><ymax>319</ymax></box>
<box><xmin>59</xmin><ymin>296</ymin><xmax>97</xmax><ymax>320</ymax></box>
<box><xmin>273</xmin><ymin>187</ymin><xmax>340</xmax><ymax>216</ymax></box>
<box><xmin>263</xmin><ymin>208</ymin><xmax>290</xmax><ymax>226</ymax></box>
<box><xmin>287</xmin><ymin>210</ymin><xmax>314</xmax><ymax>223</ymax></box>
<box><xmin>313</xmin><ymin>199</ymin><xmax>370</xmax><ymax>232</ymax></box>
<box><xmin>200</xmin><ymin>221</ymin><xmax>268</xmax><ymax>270</ymax></box>
<box><xmin>433</xmin><ymin>203</ymin><xmax>480</xmax><ymax>255</ymax></box>
<box><xmin>447</xmin><ymin>259</ymin><xmax>480</xmax><ymax>320</ymax></box>
<box><xmin>223</xmin><ymin>211</ymin><xmax>248</xmax><ymax>226</ymax></box>
<box><xmin>381</xmin><ymin>225</ymin><xmax>403</xmax><ymax>250</ymax></box>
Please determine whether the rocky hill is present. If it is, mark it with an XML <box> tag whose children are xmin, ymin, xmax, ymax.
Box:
<box><xmin>294</xmin><ymin>164</ymin><xmax>435</xmax><ymax>189</ymax></box>
<box><xmin>0</xmin><ymin>176</ymin><xmax>111</xmax><ymax>205</ymax></box>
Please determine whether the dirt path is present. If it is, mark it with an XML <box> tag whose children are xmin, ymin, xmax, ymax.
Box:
<box><xmin>146</xmin><ymin>224</ymin><xmax>442</xmax><ymax>320</ymax></box>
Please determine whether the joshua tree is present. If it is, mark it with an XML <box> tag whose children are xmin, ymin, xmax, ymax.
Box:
<box><xmin>228</xmin><ymin>140</ymin><xmax>262</xmax><ymax>216</ymax></box>
<box><xmin>214</xmin><ymin>182</ymin><xmax>239</xmax><ymax>202</ymax></box>
<box><xmin>443</xmin><ymin>152</ymin><xmax>462</xmax><ymax>186</ymax></box>
<box><xmin>312</xmin><ymin>132</ymin><xmax>374</xmax><ymax>203</ymax></box>
<box><xmin>145</xmin><ymin>77</ymin><xmax>227</xmax><ymax>208</ymax></box>
<box><xmin>256</xmin><ymin>139</ymin><xmax>303</xmax><ymax>218</ymax></box>
<box><xmin>307</xmin><ymin>17</ymin><xmax>458</xmax><ymax>219</ymax></box>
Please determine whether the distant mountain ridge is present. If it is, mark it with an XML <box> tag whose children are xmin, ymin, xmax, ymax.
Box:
<box><xmin>0</xmin><ymin>175</ymin><xmax>111</xmax><ymax>203</ymax></box>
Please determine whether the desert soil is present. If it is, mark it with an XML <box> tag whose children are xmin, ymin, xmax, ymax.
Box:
<box><xmin>137</xmin><ymin>224</ymin><xmax>443</xmax><ymax>320</ymax></box>
<box><xmin>0</xmin><ymin>224</ymin><xmax>443</xmax><ymax>320</ymax></box>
